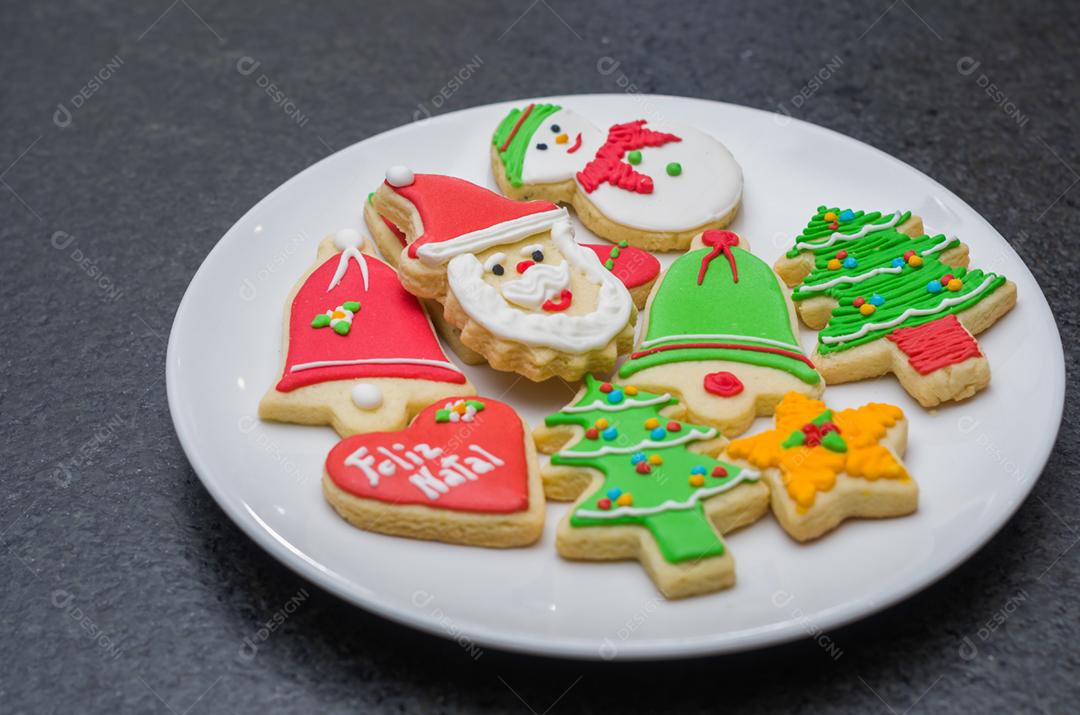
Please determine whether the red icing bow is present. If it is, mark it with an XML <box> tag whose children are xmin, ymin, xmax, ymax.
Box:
<box><xmin>697</xmin><ymin>230</ymin><xmax>741</xmax><ymax>285</ymax></box>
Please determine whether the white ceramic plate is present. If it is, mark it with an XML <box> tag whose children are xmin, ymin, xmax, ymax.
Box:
<box><xmin>167</xmin><ymin>95</ymin><xmax>1064</xmax><ymax>660</ymax></box>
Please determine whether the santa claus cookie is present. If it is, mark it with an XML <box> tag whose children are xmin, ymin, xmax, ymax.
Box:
<box><xmin>369</xmin><ymin>169</ymin><xmax>636</xmax><ymax>382</ymax></box>
<box><xmin>616</xmin><ymin>230</ymin><xmax>823</xmax><ymax>437</ymax></box>
<box><xmin>324</xmin><ymin>396</ymin><xmax>544</xmax><ymax>547</ymax></box>
<box><xmin>259</xmin><ymin>230</ymin><xmax>473</xmax><ymax>436</ymax></box>
<box><xmin>725</xmin><ymin>392</ymin><xmax>917</xmax><ymax>542</ymax></box>
<box><xmin>490</xmin><ymin>103</ymin><xmax>743</xmax><ymax>251</ymax></box>
<box><xmin>533</xmin><ymin>376</ymin><xmax>768</xmax><ymax>599</ymax></box>
<box><xmin>775</xmin><ymin>206</ymin><xmax>1017</xmax><ymax>407</ymax></box>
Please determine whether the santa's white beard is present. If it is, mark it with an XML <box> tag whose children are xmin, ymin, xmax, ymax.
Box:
<box><xmin>445</xmin><ymin>220</ymin><xmax>632</xmax><ymax>354</ymax></box>
<box><xmin>500</xmin><ymin>260</ymin><xmax>570</xmax><ymax>309</ymax></box>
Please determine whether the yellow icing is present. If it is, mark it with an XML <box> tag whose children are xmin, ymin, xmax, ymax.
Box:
<box><xmin>726</xmin><ymin>392</ymin><xmax>908</xmax><ymax>511</ymax></box>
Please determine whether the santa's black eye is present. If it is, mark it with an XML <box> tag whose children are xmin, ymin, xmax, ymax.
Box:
<box><xmin>551</xmin><ymin>124</ymin><xmax>561</xmax><ymax>133</ymax></box>
<box><xmin>536</xmin><ymin>143</ymin><xmax>548</xmax><ymax>150</ymax></box>
<box><xmin>532</xmin><ymin>250</ymin><xmax>544</xmax><ymax>262</ymax></box>
<box><xmin>491</xmin><ymin>264</ymin><xmax>505</xmax><ymax>276</ymax></box>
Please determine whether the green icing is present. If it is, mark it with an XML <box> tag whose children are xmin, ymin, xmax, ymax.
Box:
<box><xmin>619</xmin><ymin>246</ymin><xmax>820</xmax><ymax>384</ymax></box>
<box><xmin>785</xmin><ymin>206</ymin><xmax>913</xmax><ymax>259</ymax></box>
<box><xmin>547</xmin><ymin>376</ymin><xmax>756</xmax><ymax>563</ymax></box>
<box><xmin>491</xmin><ymin>103</ymin><xmax>562</xmax><ymax>188</ymax></box>
<box><xmin>789</xmin><ymin>206</ymin><xmax>1009</xmax><ymax>355</ymax></box>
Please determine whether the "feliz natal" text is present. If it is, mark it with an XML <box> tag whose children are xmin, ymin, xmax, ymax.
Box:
<box><xmin>342</xmin><ymin>442</ymin><xmax>506</xmax><ymax>500</ymax></box>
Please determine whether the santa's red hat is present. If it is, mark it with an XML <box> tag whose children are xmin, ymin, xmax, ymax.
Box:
<box><xmin>381</xmin><ymin>167</ymin><xmax>568</xmax><ymax>265</ymax></box>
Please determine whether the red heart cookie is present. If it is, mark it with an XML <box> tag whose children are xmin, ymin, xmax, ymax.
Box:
<box><xmin>325</xmin><ymin>397</ymin><xmax>529</xmax><ymax>513</ymax></box>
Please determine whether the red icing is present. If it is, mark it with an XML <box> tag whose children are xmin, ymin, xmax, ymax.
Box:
<box><xmin>585</xmin><ymin>243</ymin><xmax>660</xmax><ymax>289</ymax></box>
<box><xmin>630</xmin><ymin>342</ymin><xmax>818</xmax><ymax>369</ymax></box>
<box><xmin>801</xmin><ymin>420</ymin><xmax>839</xmax><ymax>447</ymax></box>
<box><xmin>697</xmin><ymin>231</ymin><xmax>741</xmax><ymax>285</ymax></box>
<box><xmin>325</xmin><ymin>398</ymin><xmax>529</xmax><ymax>513</ymax></box>
<box><xmin>516</xmin><ymin>259</ymin><xmax>534</xmax><ymax>274</ymax></box>
<box><xmin>275</xmin><ymin>251</ymin><xmax>466</xmax><ymax>392</ymax></box>
<box><xmin>886</xmin><ymin>315</ymin><xmax>982</xmax><ymax>375</ymax></box>
<box><xmin>703</xmin><ymin>371</ymin><xmax>744</xmax><ymax>397</ymax></box>
<box><xmin>575</xmin><ymin>120</ymin><xmax>682</xmax><ymax>195</ymax></box>
<box><xmin>382</xmin><ymin>216</ymin><xmax>408</xmax><ymax>246</ymax></box>
<box><xmin>499</xmin><ymin>103</ymin><xmax>534</xmax><ymax>153</ymax></box>
<box><xmin>388</xmin><ymin>175</ymin><xmax>559</xmax><ymax>260</ymax></box>
<box><xmin>542</xmin><ymin>289</ymin><xmax>573</xmax><ymax>312</ymax></box>
<box><xmin>566</xmin><ymin>132</ymin><xmax>583</xmax><ymax>154</ymax></box>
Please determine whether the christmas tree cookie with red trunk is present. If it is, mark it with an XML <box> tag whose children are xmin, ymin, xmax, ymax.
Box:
<box><xmin>490</xmin><ymin>103</ymin><xmax>743</xmax><ymax>251</ymax></box>
<box><xmin>324</xmin><ymin>396</ymin><xmax>544</xmax><ymax>547</ymax></box>
<box><xmin>534</xmin><ymin>376</ymin><xmax>769</xmax><ymax>599</ymax></box>
<box><xmin>725</xmin><ymin>392</ymin><xmax>917</xmax><ymax>542</ymax></box>
<box><xmin>368</xmin><ymin>168</ymin><xmax>636</xmax><ymax>382</ymax></box>
<box><xmin>774</xmin><ymin>206</ymin><xmax>1017</xmax><ymax>407</ymax></box>
<box><xmin>616</xmin><ymin>230</ymin><xmax>824</xmax><ymax>437</ymax></box>
<box><xmin>259</xmin><ymin>229</ymin><xmax>473</xmax><ymax>436</ymax></box>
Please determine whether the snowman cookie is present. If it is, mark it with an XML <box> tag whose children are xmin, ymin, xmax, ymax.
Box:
<box><xmin>725</xmin><ymin>392</ymin><xmax>918</xmax><ymax>542</ymax></box>
<box><xmin>368</xmin><ymin>168</ymin><xmax>636</xmax><ymax>382</ymax></box>
<box><xmin>324</xmin><ymin>396</ymin><xmax>544</xmax><ymax>548</ymax></box>
<box><xmin>259</xmin><ymin>230</ymin><xmax>473</xmax><ymax>436</ymax></box>
<box><xmin>616</xmin><ymin>230</ymin><xmax>823</xmax><ymax>437</ymax></box>
<box><xmin>533</xmin><ymin>376</ymin><xmax>769</xmax><ymax>598</ymax></box>
<box><xmin>490</xmin><ymin>103</ymin><xmax>743</xmax><ymax>251</ymax></box>
<box><xmin>774</xmin><ymin>206</ymin><xmax>1017</xmax><ymax>407</ymax></box>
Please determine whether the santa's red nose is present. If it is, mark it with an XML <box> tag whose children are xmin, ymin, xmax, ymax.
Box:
<box><xmin>516</xmin><ymin>260</ymin><xmax>534</xmax><ymax>274</ymax></box>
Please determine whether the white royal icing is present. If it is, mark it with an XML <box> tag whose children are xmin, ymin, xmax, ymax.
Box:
<box><xmin>445</xmin><ymin>219</ymin><xmax>632</xmax><ymax>353</ymax></box>
<box><xmin>385</xmin><ymin>166</ymin><xmax>415</xmax><ymax>187</ymax></box>
<box><xmin>351</xmin><ymin>383</ymin><xmax>383</xmax><ymax>410</ymax></box>
<box><xmin>415</xmin><ymin>208</ymin><xmax>567</xmax><ymax>267</ymax></box>
<box><xmin>289</xmin><ymin>357</ymin><xmax>463</xmax><ymax>373</ymax></box>
<box><xmin>579</xmin><ymin>121</ymin><xmax>743</xmax><ymax>233</ymax></box>
<box><xmin>560</xmin><ymin>426</ymin><xmax>717</xmax><ymax>458</ymax></box>
<box><xmin>792</xmin><ymin>212</ymin><xmax>903</xmax><ymax>252</ymax></box>
<box><xmin>520</xmin><ymin>109</ymin><xmax>603</xmax><ymax>185</ymax></box>
<box><xmin>499</xmin><ymin>260</ymin><xmax>570</xmax><ymax>310</ymax></box>
<box><xmin>334</xmin><ymin>228</ymin><xmax>363</xmax><ymax>250</ymax></box>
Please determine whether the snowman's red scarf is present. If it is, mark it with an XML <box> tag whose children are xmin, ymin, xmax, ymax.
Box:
<box><xmin>575</xmin><ymin>120</ymin><xmax>681</xmax><ymax>195</ymax></box>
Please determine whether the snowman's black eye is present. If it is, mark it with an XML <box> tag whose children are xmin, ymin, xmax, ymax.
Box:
<box><xmin>551</xmin><ymin>124</ymin><xmax>561</xmax><ymax>133</ymax></box>
<box><xmin>491</xmin><ymin>264</ymin><xmax>505</xmax><ymax>276</ymax></box>
<box><xmin>536</xmin><ymin>143</ymin><xmax>548</xmax><ymax>150</ymax></box>
<box><xmin>532</xmin><ymin>249</ymin><xmax>544</xmax><ymax>262</ymax></box>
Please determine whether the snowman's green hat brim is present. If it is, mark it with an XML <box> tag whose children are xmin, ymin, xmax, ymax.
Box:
<box><xmin>492</xmin><ymin>103</ymin><xmax>562</xmax><ymax>188</ymax></box>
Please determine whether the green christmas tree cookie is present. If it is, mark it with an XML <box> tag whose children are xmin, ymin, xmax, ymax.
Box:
<box><xmin>534</xmin><ymin>375</ymin><xmax>769</xmax><ymax>599</ymax></box>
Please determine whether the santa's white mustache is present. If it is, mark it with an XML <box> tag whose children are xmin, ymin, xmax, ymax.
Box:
<box><xmin>500</xmin><ymin>260</ymin><xmax>570</xmax><ymax>310</ymax></box>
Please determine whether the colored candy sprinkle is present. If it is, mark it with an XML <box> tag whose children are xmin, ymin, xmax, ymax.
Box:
<box><xmin>927</xmin><ymin>280</ymin><xmax>942</xmax><ymax>293</ymax></box>
<box><xmin>627</xmin><ymin>150</ymin><xmax>642</xmax><ymax>165</ymax></box>
<box><xmin>869</xmin><ymin>293</ymin><xmax>885</xmax><ymax>306</ymax></box>
<box><xmin>947</xmin><ymin>278</ymin><xmax>963</xmax><ymax>291</ymax></box>
<box><xmin>599</xmin><ymin>382</ymin><xmax>613</xmax><ymax>393</ymax></box>
<box><xmin>666</xmin><ymin>162</ymin><xmax>682</xmax><ymax>176</ymax></box>
<box><xmin>852</xmin><ymin>296</ymin><xmax>866</xmax><ymax>307</ymax></box>
<box><xmin>618</xmin><ymin>240</ymin><xmax>629</xmax><ymax>247</ymax></box>
<box><xmin>689</xmin><ymin>475</ymin><xmax>705</xmax><ymax>487</ymax></box>
<box><xmin>690</xmin><ymin>465</ymin><xmax>707</xmax><ymax>475</ymax></box>
<box><xmin>604</xmin><ymin>258</ymin><xmax>615</xmax><ymax>269</ymax></box>
<box><xmin>829</xmin><ymin>221</ymin><xmax>839</xmax><ymax>230</ymax></box>
<box><xmin>607</xmin><ymin>390</ymin><xmax>624</xmax><ymax>404</ymax></box>
<box><xmin>941</xmin><ymin>273</ymin><xmax>954</xmax><ymax>284</ymax></box>
<box><xmin>839</xmin><ymin>209</ymin><xmax>855</xmax><ymax>221</ymax></box>
<box><xmin>597</xmin><ymin>498</ymin><xmax>612</xmax><ymax>510</ymax></box>
<box><xmin>843</xmin><ymin>257</ymin><xmax>858</xmax><ymax>269</ymax></box>
<box><xmin>595</xmin><ymin>418</ymin><xmax>609</xmax><ymax>429</ymax></box>
<box><xmin>585</xmin><ymin>427</ymin><xmax>600</xmax><ymax>440</ymax></box>
<box><xmin>644</xmin><ymin>417</ymin><xmax>660</xmax><ymax>430</ymax></box>
<box><xmin>624</xmin><ymin>386</ymin><xmax>638</xmax><ymax>397</ymax></box>
<box><xmin>891</xmin><ymin>257</ymin><xmax>905</xmax><ymax>268</ymax></box>
<box><xmin>616</xmin><ymin>493</ymin><xmax>634</xmax><ymax>506</ymax></box>
<box><xmin>667</xmin><ymin>421</ymin><xmax>681</xmax><ymax>432</ymax></box>
<box><xmin>602</xmin><ymin>427</ymin><xmax>618</xmax><ymax>440</ymax></box>
<box><xmin>823</xmin><ymin>211</ymin><xmax>838</xmax><ymax>222</ymax></box>
<box><xmin>610</xmin><ymin>246</ymin><xmax>621</xmax><ymax>259</ymax></box>
<box><xmin>635</xmin><ymin>463</ymin><xmax>651</xmax><ymax>475</ymax></box>
<box><xmin>630</xmin><ymin>452</ymin><xmax>646</xmax><ymax>465</ymax></box>
<box><xmin>607</xmin><ymin>487</ymin><xmax>622</xmax><ymax>500</ymax></box>
<box><xmin>836</xmin><ymin>250</ymin><xmax>848</xmax><ymax>260</ymax></box>
<box><xmin>650</xmin><ymin>427</ymin><xmax>666</xmax><ymax>440</ymax></box>
<box><xmin>859</xmin><ymin>303</ymin><xmax>876</xmax><ymax>316</ymax></box>
<box><xmin>712</xmin><ymin>466</ymin><xmax>728</xmax><ymax>478</ymax></box>
<box><xmin>908</xmin><ymin>255</ymin><xmax>924</xmax><ymax>267</ymax></box>
<box><xmin>648</xmin><ymin>454</ymin><xmax>663</xmax><ymax>465</ymax></box>
<box><xmin>903</xmin><ymin>250</ymin><xmax>916</xmax><ymax>261</ymax></box>
<box><xmin>827</xmin><ymin>258</ymin><xmax>842</xmax><ymax>271</ymax></box>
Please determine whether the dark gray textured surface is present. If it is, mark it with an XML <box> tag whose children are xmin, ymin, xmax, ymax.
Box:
<box><xmin>2</xmin><ymin>1</ymin><xmax>1077</xmax><ymax>712</ymax></box>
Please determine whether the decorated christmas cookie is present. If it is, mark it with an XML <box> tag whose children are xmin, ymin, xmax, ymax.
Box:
<box><xmin>490</xmin><ymin>103</ymin><xmax>743</xmax><ymax>251</ymax></box>
<box><xmin>725</xmin><ymin>392</ymin><xmax>917</xmax><ymax>542</ymax></box>
<box><xmin>368</xmin><ymin>169</ymin><xmax>636</xmax><ymax>382</ymax></box>
<box><xmin>616</xmin><ymin>230</ymin><xmax>823</xmax><ymax>437</ymax></box>
<box><xmin>324</xmin><ymin>396</ymin><xmax>544</xmax><ymax>547</ymax></box>
<box><xmin>533</xmin><ymin>376</ymin><xmax>768</xmax><ymax>599</ymax></box>
<box><xmin>775</xmin><ymin>206</ymin><xmax>1017</xmax><ymax>407</ymax></box>
<box><xmin>259</xmin><ymin>230</ymin><xmax>473</xmax><ymax>436</ymax></box>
